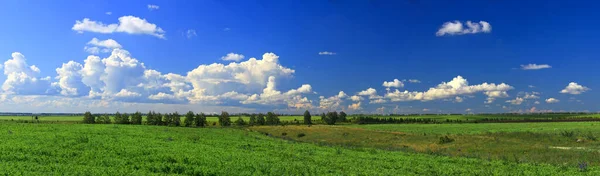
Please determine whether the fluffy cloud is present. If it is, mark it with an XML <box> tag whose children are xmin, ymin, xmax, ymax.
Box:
<box><xmin>521</xmin><ymin>64</ymin><xmax>551</xmax><ymax>70</ymax></box>
<box><xmin>506</xmin><ymin>97</ymin><xmax>524</xmax><ymax>105</ymax></box>
<box><xmin>348</xmin><ymin>102</ymin><xmax>362</xmax><ymax>110</ymax></box>
<box><xmin>350</xmin><ymin>95</ymin><xmax>363</xmax><ymax>101</ymax></box>
<box><xmin>385</xmin><ymin>76</ymin><xmax>513</xmax><ymax>102</ymax></box>
<box><xmin>84</xmin><ymin>38</ymin><xmax>122</xmax><ymax>54</ymax></box>
<box><xmin>358</xmin><ymin>88</ymin><xmax>377</xmax><ymax>96</ymax></box>
<box><xmin>408</xmin><ymin>79</ymin><xmax>421</xmax><ymax>83</ymax></box>
<box><xmin>369</xmin><ymin>99</ymin><xmax>387</xmax><ymax>104</ymax></box>
<box><xmin>221</xmin><ymin>53</ymin><xmax>245</xmax><ymax>62</ymax></box>
<box><xmin>522</xmin><ymin>92</ymin><xmax>540</xmax><ymax>99</ymax></box>
<box><xmin>147</xmin><ymin>4</ymin><xmax>160</xmax><ymax>10</ymax></box>
<box><xmin>545</xmin><ymin>98</ymin><xmax>559</xmax><ymax>104</ymax></box>
<box><xmin>436</xmin><ymin>21</ymin><xmax>491</xmax><ymax>36</ymax></box>
<box><xmin>54</xmin><ymin>61</ymin><xmax>87</xmax><ymax>96</ymax></box>
<box><xmin>186</xmin><ymin>30</ymin><xmax>197</xmax><ymax>39</ymax></box>
<box><xmin>454</xmin><ymin>96</ymin><xmax>463</xmax><ymax>103</ymax></box>
<box><xmin>560</xmin><ymin>82</ymin><xmax>590</xmax><ymax>95</ymax></box>
<box><xmin>2</xmin><ymin>52</ymin><xmax>53</xmax><ymax>95</ymax></box>
<box><xmin>382</xmin><ymin>79</ymin><xmax>404</xmax><ymax>88</ymax></box>
<box><xmin>318</xmin><ymin>91</ymin><xmax>347</xmax><ymax>110</ymax></box>
<box><xmin>318</xmin><ymin>51</ymin><xmax>336</xmax><ymax>55</ymax></box>
<box><xmin>72</xmin><ymin>16</ymin><xmax>166</xmax><ymax>39</ymax></box>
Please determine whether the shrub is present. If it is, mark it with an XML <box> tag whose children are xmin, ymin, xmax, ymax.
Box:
<box><xmin>266</xmin><ymin>112</ymin><xmax>280</xmax><ymax>125</ymax></box>
<box><xmin>155</xmin><ymin>113</ymin><xmax>163</xmax><ymax>125</ymax></box>
<box><xmin>584</xmin><ymin>132</ymin><xmax>597</xmax><ymax>141</ymax></box>
<box><xmin>163</xmin><ymin>113</ymin><xmax>173</xmax><ymax>126</ymax></box>
<box><xmin>297</xmin><ymin>133</ymin><xmax>306</xmax><ymax>138</ymax></box>
<box><xmin>339</xmin><ymin>111</ymin><xmax>347</xmax><ymax>122</ymax></box>
<box><xmin>560</xmin><ymin>131</ymin><xmax>575</xmax><ymax>138</ymax></box>
<box><xmin>303</xmin><ymin>110</ymin><xmax>312</xmax><ymax>125</ymax></box>
<box><xmin>256</xmin><ymin>113</ymin><xmax>266</xmax><ymax>125</ymax></box>
<box><xmin>184</xmin><ymin>111</ymin><xmax>195</xmax><ymax>127</ymax></box>
<box><xmin>235</xmin><ymin>116</ymin><xmax>246</xmax><ymax>126</ymax></box>
<box><xmin>194</xmin><ymin>113</ymin><xmax>207</xmax><ymax>127</ymax></box>
<box><xmin>131</xmin><ymin>111</ymin><xmax>143</xmax><ymax>125</ymax></box>
<box><xmin>146</xmin><ymin>111</ymin><xmax>156</xmax><ymax>125</ymax></box>
<box><xmin>438</xmin><ymin>135</ymin><xmax>455</xmax><ymax>144</ymax></box>
<box><xmin>82</xmin><ymin>111</ymin><xmax>95</xmax><ymax>124</ymax></box>
<box><xmin>172</xmin><ymin>112</ymin><xmax>181</xmax><ymax>127</ymax></box>
<box><xmin>323</xmin><ymin>112</ymin><xmax>338</xmax><ymax>125</ymax></box>
<box><xmin>219</xmin><ymin>111</ymin><xmax>231</xmax><ymax>127</ymax></box>
<box><xmin>99</xmin><ymin>114</ymin><xmax>111</xmax><ymax>124</ymax></box>
<box><xmin>122</xmin><ymin>113</ymin><xmax>130</xmax><ymax>124</ymax></box>
<box><xmin>249</xmin><ymin>114</ymin><xmax>257</xmax><ymax>126</ymax></box>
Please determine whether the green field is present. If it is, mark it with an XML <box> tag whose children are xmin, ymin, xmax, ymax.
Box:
<box><xmin>350</xmin><ymin>113</ymin><xmax>600</xmax><ymax>122</ymax></box>
<box><xmin>349</xmin><ymin>122</ymin><xmax>600</xmax><ymax>134</ymax></box>
<box><xmin>3</xmin><ymin>122</ymin><xmax>594</xmax><ymax>175</ymax></box>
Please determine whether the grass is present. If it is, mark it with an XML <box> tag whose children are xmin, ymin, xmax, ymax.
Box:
<box><xmin>250</xmin><ymin>122</ymin><xmax>600</xmax><ymax>167</ymax></box>
<box><xmin>2</xmin><ymin>121</ymin><xmax>594</xmax><ymax>175</ymax></box>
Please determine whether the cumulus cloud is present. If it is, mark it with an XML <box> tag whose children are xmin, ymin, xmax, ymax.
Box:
<box><xmin>221</xmin><ymin>53</ymin><xmax>245</xmax><ymax>62</ymax></box>
<box><xmin>350</xmin><ymin>95</ymin><xmax>363</xmax><ymax>101</ymax></box>
<box><xmin>2</xmin><ymin>52</ymin><xmax>53</xmax><ymax>95</ymax></box>
<box><xmin>545</xmin><ymin>98</ymin><xmax>559</xmax><ymax>104</ymax></box>
<box><xmin>147</xmin><ymin>4</ymin><xmax>160</xmax><ymax>10</ymax></box>
<box><xmin>369</xmin><ymin>99</ymin><xmax>387</xmax><ymax>104</ymax></box>
<box><xmin>318</xmin><ymin>91</ymin><xmax>347</xmax><ymax>110</ymax></box>
<box><xmin>385</xmin><ymin>76</ymin><xmax>513</xmax><ymax>102</ymax></box>
<box><xmin>72</xmin><ymin>16</ymin><xmax>166</xmax><ymax>39</ymax></box>
<box><xmin>54</xmin><ymin>61</ymin><xmax>86</xmax><ymax>96</ymax></box>
<box><xmin>521</xmin><ymin>64</ymin><xmax>551</xmax><ymax>70</ymax></box>
<box><xmin>348</xmin><ymin>102</ymin><xmax>362</xmax><ymax>110</ymax></box>
<box><xmin>560</xmin><ymin>82</ymin><xmax>590</xmax><ymax>95</ymax></box>
<box><xmin>84</xmin><ymin>38</ymin><xmax>122</xmax><ymax>54</ymax></box>
<box><xmin>318</xmin><ymin>51</ymin><xmax>336</xmax><ymax>55</ymax></box>
<box><xmin>454</xmin><ymin>96</ymin><xmax>463</xmax><ymax>103</ymax></box>
<box><xmin>522</xmin><ymin>92</ymin><xmax>540</xmax><ymax>99</ymax></box>
<box><xmin>382</xmin><ymin>79</ymin><xmax>404</xmax><ymax>88</ymax></box>
<box><xmin>436</xmin><ymin>21</ymin><xmax>491</xmax><ymax>36</ymax></box>
<box><xmin>358</xmin><ymin>88</ymin><xmax>377</xmax><ymax>96</ymax></box>
<box><xmin>506</xmin><ymin>97</ymin><xmax>524</xmax><ymax>105</ymax></box>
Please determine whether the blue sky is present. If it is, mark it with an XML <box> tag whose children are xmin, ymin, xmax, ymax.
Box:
<box><xmin>0</xmin><ymin>0</ymin><xmax>597</xmax><ymax>114</ymax></box>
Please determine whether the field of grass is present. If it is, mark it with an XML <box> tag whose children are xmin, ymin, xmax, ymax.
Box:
<box><xmin>351</xmin><ymin>113</ymin><xmax>600</xmax><ymax>122</ymax></box>
<box><xmin>251</xmin><ymin>122</ymin><xmax>600</xmax><ymax>167</ymax></box>
<box><xmin>3</xmin><ymin>121</ymin><xmax>593</xmax><ymax>175</ymax></box>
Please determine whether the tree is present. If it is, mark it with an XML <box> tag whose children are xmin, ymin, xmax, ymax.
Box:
<box><xmin>156</xmin><ymin>113</ymin><xmax>163</xmax><ymax>125</ymax></box>
<box><xmin>320</xmin><ymin>113</ymin><xmax>327</xmax><ymax>124</ymax></box>
<box><xmin>83</xmin><ymin>111</ymin><xmax>95</xmax><ymax>124</ymax></box>
<box><xmin>172</xmin><ymin>112</ymin><xmax>181</xmax><ymax>126</ymax></box>
<box><xmin>194</xmin><ymin>113</ymin><xmax>207</xmax><ymax>127</ymax></box>
<box><xmin>184</xmin><ymin>111</ymin><xmax>195</xmax><ymax>127</ymax></box>
<box><xmin>235</xmin><ymin>116</ymin><xmax>246</xmax><ymax>126</ymax></box>
<box><xmin>131</xmin><ymin>111</ymin><xmax>143</xmax><ymax>125</ymax></box>
<box><xmin>114</xmin><ymin>112</ymin><xmax>129</xmax><ymax>124</ymax></box>
<box><xmin>99</xmin><ymin>114</ymin><xmax>111</xmax><ymax>124</ymax></box>
<box><xmin>122</xmin><ymin>113</ymin><xmax>130</xmax><ymax>124</ymax></box>
<box><xmin>219</xmin><ymin>111</ymin><xmax>231</xmax><ymax>126</ymax></box>
<box><xmin>266</xmin><ymin>112</ymin><xmax>280</xmax><ymax>125</ymax></box>
<box><xmin>303</xmin><ymin>110</ymin><xmax>312</xmax><ymax>125</ymax></box>
<box><xmin>146</xmin><ymin>111</ymin><xmax>155</xmax><ymax>125</ymax></box>
<box><xmin>249</xmin><ymin>114</ymin><xmax>257</xmax><ymax>126</ymax></box>
<box><xmin>324</xmin><ymin>111</ymin><xmax>338</xmax><ymax>125</ymax></box>
<box><xmin>164</xmin><ymin>113</ymin><xmax>173</xmax><ymax>126</ymax></box>
<box><xmin>339</xmin><ymin>111</ymin><xmax>347</xmax><ymax>122</ymax></box>
<box><xmin>256</xmin><ymin>113</ymin><xmax>266</xmax><ymax>125</ymax></box>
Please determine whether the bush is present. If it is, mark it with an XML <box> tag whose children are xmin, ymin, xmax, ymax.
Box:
<box><xmin>249</xmin><ymin>114</ymin><xmax>257</xmax><ymax>126</ymax></box>
<box><xmin>297</xmin><ymin>133</ymin><xmax>306</xmax><ymax>138</ymax></box>
<box><xmin>219</xmin><ymin>111</ymin><xmax>231</xmax><ymax>127</ymax></box>
<box><xmin>99</xmin><ymin>114</ymin><xmax>111</xmax><ymax>124</ymax></box>
<box><xmin>560</xmin><ymin>131</ymin><xmax>575</xmax><ymax>138</ymax></box>
<box><xmin>184</xmin><ymin>111</ymin><xmax>195</xmax><ymax>127</ymax></box>
<box><xmin>256</xmin><ymin>113</ymin><xmax>266</xmax><ymax>125</ymax></box>
<box><xmin>323</xmin><ymin>112</ymin><xmax>338</xmax><ymax>125</ymax></box>
<box><xmin>584</xmin><ymin>132</ymin><xmax>597</xmax><ymax>141</ymax></box>
<box><xmin>235</xmin><ymin>116</ymin><xmax>246</xmax><ymax>126</ymax></box>
<box><xmin>172</xmin><ymin>112</ymin><xmax>181</xmax><ymax>127</ymax></box>
<box><xmin>194</xmin><ymin>113</ymin><xmax>207</xmax><ymax>127</ymax></box>
<box><xmin>438</xmin><ymin>135</ymin><xmax>455</xmax><ymax>144</ymax></box>
<box><xmin>339</xmin><ymin>111</ymin><xmax>347</xmax><ymax>122</ymax></box>
<box><xmin>131</xmin><ymin>111</ymin><xmax>143</xmax><ymax>125</ymax></box>
<box><xmin>266</xmin><ymin>112</ymin><xmax>280</xmax><ymax>125</ymax></box>
<box><xmin>82</xmin><ymin>111</ymin><xmax>95</xmax><ymax>124</ymax></box>
<box><xmin>114</xmin><ymin>112</ymin><xmax>130</xmax><ymax>124</ymax></box>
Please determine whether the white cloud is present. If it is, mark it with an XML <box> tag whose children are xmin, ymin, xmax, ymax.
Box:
<box><xmin>115</xmin><ymin>89</ymin><xmax>141</xmax><ymax>98</ymax></box>
<box><xmin>534</xmin><ymin>101</ymin><xmax>540</xmax><ymax>104</ymax></box>
<box><xmin>506</xmin><ymin>97</ymin><xmax>524</xmax><ymax>105</ymax></box>
<box><xmin>408</xmin><ymin>79</ymin><xmax>420</xmax><ymax>83</ymax></box>
<box><xmin>436</xmin><ymin>21</ymin><xmax>491</xmax><ymax>36</ymax></box>
<box><xmin>72</xmin><ymin>16</ymin><xmax>166</xmax><ymax>39</ymax></box>
<box><xmin>422</xmin><ymin>108</ymin><xmax>430</xmax><ymax>112</ymax></box>
<box><xmin>318</xmin><ymin>91</ymin><xmax>347</xmax><ymax>110</ymax></box>
<box><xmin>221</xmin><ymin>53</ymin><xmax>245</xmax><ymax>62</ymax></box>
<box><xmin>520</xmin><ymin>64</ymin><xmax>551</xmax><ymax>70</ymax></box>
<box><xmin>454</xmin><ymin>96</ymin><xmax>463</xmax><ymax>103</ymax></box>
<box><xmin>105</xmin><ymin>12</ymin><xmax>112</xmax><ymax>15</ymax></box>
<box><xmin>522</xmin><ymin>92</ymin><xmax>540</xmax><ymax>99</ymax></box>
<box><xmin>545</xmin><ymin>98</ymin><xmax>559</xmax><ymax>104</ymax></box>
<box><xmin>369</xmin><ymin>99</ymin><xmax>387</xmax><ymax>104</ymax></box>
<box><xmin>2</xmin><ymin>52</ymin><xmax>53</xmax><ymax>95</ymax></box>
<box><xmin>358</xmin><ymin>88</ymin><xmax>377</xmax><ymax>96</ymax></box>
<box><xmin>382</xmin><ymin>79</ymin><xmax>404</xmax><ymax>88</ymax></box>
<box><xmin>87</xmin><ymin>38</ymin><xmax>122</xmax><ymax>49</ymax></box>
<box><xmin>484</xmin><ymin>90</ymin><xmax>509</xmax><ymax>104</ymax></box>
<box><xmin>318</xmin><ymin>51</ymin><xmax>336</xmax><ymax>55</ymax></box>
<box><xmin>465</xmin><ymin>108</ymin><xmax>472</xmax><ymax>112</ymax></box>
<box><xmin>348</xmin><ymin>102</ymin><xmax>362</xmax><ymax>110</ymax></box>
<box><xmin>147</xmin><ymin>4</ymin><xmax>160</xmax><ymax>10</ymax></box>
<box><xmin>186</xmin><ymin>29</ymin><xmax>197</xmax><ymax>39</ymax></box>
<box><xmin>350</xmin><ymin>95</ymin><xmax>363</xmax><ymax>101</ymax></box>
<box><xmin>385</xmin><ymin>76</ymin><xmax>513</xmax><ymax>102</ymax></box>
<box><xmin>560</xmin><ymin>82</ymin><xmax>590</xmax><ymax>95</ymax></box>
<box><xmin>54</xmin><ymin>61</ymin><xmax>86</xmax><ymax>96</ymax></box>
<box><xmin>528</xmin><ymin>85</ymin><xmax>535</xmax><ymax>88</ymax></box>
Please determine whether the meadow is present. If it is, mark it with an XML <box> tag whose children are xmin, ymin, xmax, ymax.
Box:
<box><xmin>1</xmin><ymin>113</ymin><xmax>599</xmax><ymax>175</ymax></box>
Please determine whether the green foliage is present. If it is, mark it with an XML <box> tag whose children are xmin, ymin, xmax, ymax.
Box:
<box><xmin>131</xmin><ymin>112</ymin><xmax>143</xmax><ymax>125</ymax></box>
<box><xmin>114</xmin><ymin>112</ymin><xmax>129</xmax><ymax>124</ymax></box>
<box><xmin>219</xmin><ymin>111</ymin><xmax>231</xmax><ymax>126</ymax></box>
<box><xmin>303</xmin><ymin>110</ymin><xmax>312</xmax><ymax>125</ymax></box>
<box><xmin>172</xmin><ymin>112</ymin><xmax>181</xmax><ymax>127</ymax></box>
<box><xmin>82</xmin><ymin>111</ymin><xmax>95</xmax><ymax>124</ymax></box>
<box><xmin>194</xmin><ymin>113</ymin><xmax>207</xmax><ymax>127</ymax></box>
<box><xmin>248</xmin><ymin>114</ymin><xmax>257</xmax><ymax>126</ymax></box>
<box><xmin>266</xmin><ymin>112</ymin><xmax>280</xmax><ymax>125</ymax></box>
<box><xmin>163</xmin><ymin>113</ymin><xmax>173</xmax><ymax>126</ymax></box>
<box><xmin>146</xmin><ymin>111</ymin><xmax>159</xmax><ymax>125</ymax></box>
<box><xmin>560</xmin><ymin>131</ymin><xmax>576</xmax><ymax>138</ymax></box>
<box><xmin>323</xmin><ymin>111</ymin><xmax>338</xmax><ymax>125</ymax></box>
<box><xmin>339</xmin><ymin>111</ymin><xmax>347</xmax><ymax>122</ymax></box>
<box><xmin>98</xmin><ymin>114</ymin><xmax>111</xmax><ymax>124</ymax></box>
<box><xmin>256</xmin><ymin>113</ymin><xmax>266</xmax><ymax>125</ymax></box>
<box><xmin>184</xmin><ymin>111</ymin><xmax>195</xmax><ymax>127</ymax></box>
<box><xmin>438</xmin><ymin>135</ymin><xmax>455</xmax><ymax>144</ymax></box>
<box><xmin>235</xmin><ymin>116</ymin><xmax>246</xmax><ymax>126</ymax></box>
